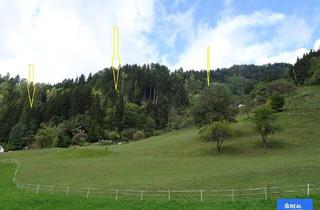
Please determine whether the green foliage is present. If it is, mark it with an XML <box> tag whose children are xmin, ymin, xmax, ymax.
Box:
<box><xmin>8</xmin><ymin>122</ymin><xmax>29</xmax><ymax>150</ymax></box>
<box><xmin>307</xmin><ymin>57</ymin><xmax>320</xmax><ymax>85</ymax></box>
<box><xmin>153</xmin><ymin>130</ymin><xmax>163</xmax><ymax>136</ymax></box>
<box><xmin>121</xmin><ymin>128</ymin><xmax>137</xmax><ymax>141</ymax></box>
<box><xmin>191</xmin><ymin>85</ymin><xmax>237</xmax><ymax>126</ymax></box>
<box><xmin>199</xmin><ymin>122</ymin><xmax>232</xmax><ymax>152</ymax></box>
<box><xmin>133</xmin><ymin>130</ymin><xmax>145</xmax><ymax>141</ymax></box>
<box><xmin>250</xmin><ymin>82</ymin><xmax>268</xmax><ymax>104</ymax></box>
<box><xmin>1</xmin><ymin>87</ymin><xmax>320</xmax><ymax>210</ymax></box>
<box><xmin>252</xmin><ymin>106</ymin><xmax>277</xmax><ymax>149</ymax></box>
<box><xmin>168</xmin><ymin>109</ymin><xmax>193</xmax><ymax>129</ymax></box>
<box><xmin>34</xmin><ymin>124</ymin><xmax>59</xmax><ymax>148</ymax></box>
<box><xmin>266</xmin><ymin>80</ymin><xmax>296</xmax><ymax>95</ymax></box>
<box><xmin>0</xmin><ymin>62</ymin><xmax>293</xmax><ymax>151</ymax></box>
<box><xmin>227</xmin><ymin>75</ymin><xmax>254</xmax><ymax>95</ymax></box>
<box><xmin>123</xmin><ymin>103</ymin><xmax>141</xmax><ymax>128</ymax></box>
<box><xmin>108</xmin><ymin>131</ymin><xmax>120</xmax><ymax>141</ymax></box>
<box><xmin>270</xmin><ymin>94</ymin><xmax>285</xmax><ymax>111</ymax></box>
<box><xmin>289</xmin><ymin>49</ymin><xmax>320</xmax><ymax>84</ymax></box>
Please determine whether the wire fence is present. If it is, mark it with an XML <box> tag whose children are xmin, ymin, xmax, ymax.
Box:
<box><xmin>2</xmin><ymin>159</ymin><xmax>320</xmax><ymax>201</ymax></box>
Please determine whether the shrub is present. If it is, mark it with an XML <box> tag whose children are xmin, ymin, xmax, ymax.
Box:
<box><xmin>270</xmin><ymin>93</ymin><xmax>285</xmax><ymax>112</ymax></box>
<box><xmin>267</xmin><ymin>80</ymin><xmax>296</xmax><ymax>95</ymax></box>
<box><xmin>133</xmin><ymin>131</ymin><xmax>145</xmax><ymax>141</ymax></box>
<box><xmin>34</xmin><ymin>124</ymin><xmax>59</xmax><ymax>148</ymax></box>
<box><xmin>8</xmin><ymin>122</ymin><xmax>29</xmax><ymax>150</ymax></box>
<box><xmin>153</xmin><ymin>130</ymin><xmax>163</xmax><ymax>136</ymax></box>
<box><xmin>108</xmin><ymin>131</ymin><xmax>120</xmax><ymax>141</ymax></box>
<box><xmin>56</xmin><ymin>134</ymin><xmax>72</xmax><ymax>148</ymax></box>
<box><xmin>121</xmin><ymin>128</ymin><xmax>137</xmax><ymax>141</ymax></box>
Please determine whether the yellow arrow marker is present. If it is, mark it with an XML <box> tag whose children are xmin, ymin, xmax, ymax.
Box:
<box><xmin>206</xmin><ymin>46</ymin><xmax>210</xmax><ymax>86</ymax></box>
<box><xmin>112</xmin><ymin>26</ymin><xmax>121</xmax><ymax>91</ymax></box>
<box><xmin>27</xmin><ymin>64</ymin><xmax>36</xmax><ymax>108</ymax></box>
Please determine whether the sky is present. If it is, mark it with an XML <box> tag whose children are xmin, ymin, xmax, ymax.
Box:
<box><xmin>0</xmin><ymin>0</ymin><xmax>320</xmax><ymax>84</ymax></box>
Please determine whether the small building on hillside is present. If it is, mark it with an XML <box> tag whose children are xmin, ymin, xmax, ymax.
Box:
<box><xmin>72</xmin><ymin>126</ymin><xmax>88</xmax><ymax>136</ymax></box>
<box><xmin>0</xmin><ymin>145</ymin><xmax>4</xmax><ymax>153</ymax></box>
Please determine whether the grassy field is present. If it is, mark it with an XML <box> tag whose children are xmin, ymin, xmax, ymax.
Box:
<box><xmin>1</xmin><ymin>86</ymin><xmax>320</xmax><ymax>209</ymax></box>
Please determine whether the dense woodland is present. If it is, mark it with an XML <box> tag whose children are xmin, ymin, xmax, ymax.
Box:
<box><xmin>0</xmin><ymin>49</ymin><xmax>319</xmax><ymax>151</ymax></box>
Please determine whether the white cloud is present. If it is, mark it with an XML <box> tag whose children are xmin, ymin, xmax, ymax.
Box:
<box><xmin>275</xmin><ymin>16</ymin><xmax>313</xmax><ymax>46</ymax></box>
<box><xmin>173</xmin><ymin>10</ymin><xmax>314</xmax><ymax>70</ymax></box>
<box><xmin>156</xmin><ymin>2</ymin><xmax>196</xmax><ymax>47</ymax></box>
<box><xmin>314</xmin><ymin>39</ymin><xmax>320</xmax><ymax>50</ymax></box>
<box><xmin>1</xmin><ymin>1</ymin><xmax>318</xmax><ymax>83</ymax></box>
<box><xmin>0</xmin><ymin>0</ymin><xmax>157</xmax><ymax>84</ymax></box>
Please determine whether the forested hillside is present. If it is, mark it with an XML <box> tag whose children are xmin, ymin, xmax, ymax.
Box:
<box><xmin>0</xmin><ymin>62</ymin><xmax>298</xmax><ymax>151</ymax></box>
<box><xmin>289</xmin><ymin>49</ymin><xmax>320</xmax><ymax>85</ymax></box>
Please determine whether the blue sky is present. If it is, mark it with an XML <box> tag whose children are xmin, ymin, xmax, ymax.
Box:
<box><xmin>0</xmin><ymin>0</ymin><xmax>320</xmax><ymax>83</ymax></box>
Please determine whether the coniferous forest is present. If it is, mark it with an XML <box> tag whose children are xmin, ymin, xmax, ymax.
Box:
<box><xmin>1</xmin><ymin>49</ymin><xmax>319</xmax><ymax>151</ymax></box>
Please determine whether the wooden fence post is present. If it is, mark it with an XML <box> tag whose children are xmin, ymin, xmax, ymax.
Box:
<box><xmin>231</xmin><ymin>190</ymin><xmax>235</xmax><ymax>202</ymax></box>
<box><xmin>140</xmin><ymin>190</ymin><xmax>144</xmax><ymax>201</ymax></box>
<box><xmin>66</xmin><ymin>186</ymin><xmax>69</xmax><ymax>196</ymax></box>
<box><xmin>264</xmin><ymin>187</ymin><xmax>268</xmax><ymax>201</ymax></box>
<box><xmin>86</xmin><ymin>188</ymin><xmax>90</xmax><ymax>198</ymax></box>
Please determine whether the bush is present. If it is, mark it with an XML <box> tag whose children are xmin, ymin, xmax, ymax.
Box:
<box><xmin>133</xmin><ymin>131</ymin><xmax>145</xmax><ymax>141</ymax></box>
<box><xmin>34</xmin><ymin>124</ymin><xmax>59</xmax><ymax>148</ymax></box>
<box><xmin>8</xmin><ymin>122</ymin><xmax>29</xmax><ymax>150</ymax></box>
<box><xmin>270</xmin><ymin>93</ymin><xmax>285</xmax><ymax>112</ymax></box>
<box><xmin>267</xmin><ymin>80</ymin><xmax>296</xmax><ymax>95</ymax></box>
<box><xmin>153</xmin><ymin>130</ymin><xmax>163</xmax><ymax>136</ymax></box>
<box><xmin>98</xmin><ymin>140</ymin><xmax>113</xmax><ymax>145</ymax></box>
<box><xmin>168</xmin><ymin>110</ymin><xmax>193</xmax><ymax>129</ymax></box>
<box><xmin>121</xmin><ymin>128</ymin><xmax>137</xmax><ymax>141</ymax></box>
<box><xmin>56</xmin><ymin>134</ymin><xmax>72</xmax><ymax>148</ymax></box>
<box><xmin>108</xmin><ymin>131</ymin><xmax>120</xmax><ymax>141</ymax></box>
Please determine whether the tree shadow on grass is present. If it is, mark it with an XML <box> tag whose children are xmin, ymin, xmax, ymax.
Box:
<box><xmin>252</xmin><ymin>138</ymin><xmax>290</xmax><ymax>150</ymax></box>
<box><xmin>202</xmin><ymin>144</ymin><xmax>245</xmax><ymax>156</ymax></box>
<box><xmin>203</xmin><ymin>138</ymin><xmax>291</xmax><ymax>157</ymax></box>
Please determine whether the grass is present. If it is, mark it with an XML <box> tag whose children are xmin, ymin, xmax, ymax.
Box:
<box><xmin>0</xmin><ymin>86</ymin><xmax>320</xmax><ymax>209</ymax></box>
<box><xmin>2</xmin><ymin>163</ymin><xmax>315</xmax><ymax>210</ymax></box>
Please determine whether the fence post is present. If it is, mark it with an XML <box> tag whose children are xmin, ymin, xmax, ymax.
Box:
<box><xmin>140</xmin><ymin>190</ymin><xmax>144</xmax><ymax>201</ymax></box>
<box><xmin>307</xmin><ymin>184</ymin><xmax>310</xmax><ymax>197</ymax></box>
<box><xmin>264</xmin><ymin>187</ymin><xmax>268</xmax><ymax>201</ymax></box>
<box><xmin>231</xmin><ymin>190</ymin><xmax>235</xmax><ymax>202</ymax></box>
<box><xmin>200</xmin><ymin>190</ymin><xmax>203</xmax><ymax>202</ymax></box>
<box><xmin>66</xmin><ymin>186</ymin><xmax>69</xmax><ymax>196</ymax></box>
<box><xmin>87</xmin><ymin>188</ymin><xmax>90</xmax><ymax>198</ymax></box>
<box><xmin>115</xmin><ymin>189</ymin><xmax>118</xmax><ymax>200</ymax></box>
<box><xmin>168</xmin><ymin>190</ymin><xmax>171</xmax><ymax>201</ymax></box>
<box><xmin>36</xmin><ymin>184</ymin><xmax>40</xmax><ymax>194</ymax></box>
<box><xmin>50</xmin><ymin>186</ymin><xmax>54</xmax><ymax>195</ymax></box>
